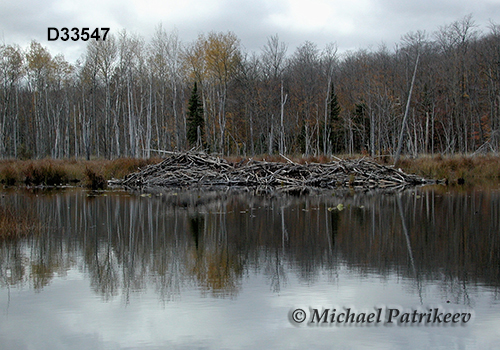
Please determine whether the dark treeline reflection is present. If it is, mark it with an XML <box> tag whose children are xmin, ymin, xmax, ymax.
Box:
<box><xmin>0</xmin><ymin>187</ymin><xmax>499</xmax><ymax>302</ymax></box>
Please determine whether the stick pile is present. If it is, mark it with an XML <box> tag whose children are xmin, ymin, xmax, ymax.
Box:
<box><xmin>110</xmin><ymin>152</ymin><xmax>429</xmax><ymax>193</ymax></box>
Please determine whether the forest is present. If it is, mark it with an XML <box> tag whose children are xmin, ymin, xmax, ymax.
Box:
<box><xmin>1</xmin><ymin>14</ymin><xmax>499</xmax><ymax>160</ymax></box>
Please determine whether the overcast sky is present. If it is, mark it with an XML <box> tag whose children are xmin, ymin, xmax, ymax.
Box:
<box><xmin>1</xmin><ymin>0</ymin><xmax>499</xmax><ymax>63</ymax></box>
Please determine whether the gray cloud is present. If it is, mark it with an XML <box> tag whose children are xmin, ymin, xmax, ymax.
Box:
<box><xmin>1</xmin><ymin>0</ymin><xmax>499</xmax><ymax>63</ymax></box>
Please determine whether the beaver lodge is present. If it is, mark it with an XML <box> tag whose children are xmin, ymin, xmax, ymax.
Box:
<box><xmin>110</xmin><ymin>152</ymin><xmax>431</xmax><ymax>193</ymax></box>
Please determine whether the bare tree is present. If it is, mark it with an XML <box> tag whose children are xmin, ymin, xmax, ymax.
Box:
<box><xmin>261</xmin><ymin>34</ymin><xmax>288</xmax><ymax>154</ymax></box>
<box><xmin>322</xmin><ymin>43</ymin><xmax>338</xmax><ymax>155</ymax></box>
<box><xmin>0</xmin><ymin>44</ymin><xmax>23</xmax><ymax>158</ymax></box>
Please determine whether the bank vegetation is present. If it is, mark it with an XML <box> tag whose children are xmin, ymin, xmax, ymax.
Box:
<box><xmin>0</xmin><ymin>153</ymin><xmax>499</xmax><ymax>188</ymax></box>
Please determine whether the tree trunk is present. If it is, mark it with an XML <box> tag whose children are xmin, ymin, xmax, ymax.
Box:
<box><xmin>394</xmin><ymin>53</ymin><xmax>419</xmax><ymax>164</ymax></box>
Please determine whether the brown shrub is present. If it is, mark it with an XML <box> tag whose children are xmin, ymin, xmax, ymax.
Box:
<box><xmin>0</xmin><ymin>164</ymin><xmax>19</xmax><ymax>186</ymax></box>
<box><xmin>23</xmin><ymin>159</ymin><xmax>68</xmax><ymax>186</ymax></box>
<box><xmin>83</xmin><ymin>166</ymin><xmax>107</xmax><ymax>191</ymax></box>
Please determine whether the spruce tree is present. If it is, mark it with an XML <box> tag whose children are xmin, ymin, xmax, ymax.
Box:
<box><xmin>186</xmin><ymin>82</ymin><xmax>204</xmax><ymax>147</ymax></box>
<box><xmin>328</xmin><ymin>82</ymin><xmax>343</xmax><ymax>153</ymax></box>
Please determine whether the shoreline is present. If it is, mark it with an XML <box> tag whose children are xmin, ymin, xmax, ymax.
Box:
<box><xmin>0</xmin><ymin>153</ymin><xmax>499</xmax><ymax>189</ymax></box>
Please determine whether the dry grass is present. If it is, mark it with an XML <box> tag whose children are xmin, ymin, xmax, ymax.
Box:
<box><xmin>0</xmin><ymin>204</ymin><xmax>41</xmax><ymax>240</ymax></box>
<box><xmin>83</xmin><ymin>166</ymin><xmax>107</xmax><ymax>190</ymax></box>
<box><xmin>0</xmin><ymin>157</ymin><xmax>162</xmax><ymax>187</ymax></box>
<box><xmin>23</xmin><ymin>159</ymin><xmax>69</xmax><ymax>186</ymax></box>
<box><xmin>396</xmin><ymin>154</ymin><xmax>500</xmax><ymax>185</ymax></box>
<box><xmin>103</xmin><ymin>157</ymin><xmax>161</xmax><ymax>179</ymax></box>
<box><xmin>0</xmin><ymin>163</ymin><xmax>19</xmax><ymax>186</ymax></box>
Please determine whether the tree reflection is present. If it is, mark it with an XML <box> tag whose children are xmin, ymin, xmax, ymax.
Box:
<box><xmin>0</xmin><ymin>187</ymin><xmax>499</xmax><ymax>303</ymax></box>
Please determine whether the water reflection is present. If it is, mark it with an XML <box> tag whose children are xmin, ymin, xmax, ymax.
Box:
<box><xmin>0</xmin><ymin>187</ymin><xmax>499</xmax><ymax>304</ymax></box>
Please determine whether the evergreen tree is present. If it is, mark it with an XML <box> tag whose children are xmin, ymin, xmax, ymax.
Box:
<box><xmin>328</xmin><ymin>82</ymin><xmax>343</xmax><ymax>153</ymax></box>
<box><xmin>186</xmin><ymin>82</ymin><xmax>205</xmax><ymax>147</ymax></box>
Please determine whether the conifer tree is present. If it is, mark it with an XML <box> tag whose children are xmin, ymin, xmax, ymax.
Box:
<box><xmin>186</xmin><ymin>82</ymin><xmax>204</xmax><ymax>147</ymax></box>
<box><xmin>328</xmin><ymin>82</ymin><xmax>343</xmax><ymax>153</ymax></box>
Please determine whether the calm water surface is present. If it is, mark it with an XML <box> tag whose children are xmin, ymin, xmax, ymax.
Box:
<box><xmin>1</xmin><ymin>185</ymin><xmax>499</xmax><ymax>349</ymax></box>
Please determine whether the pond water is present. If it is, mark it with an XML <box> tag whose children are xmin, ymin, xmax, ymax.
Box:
<box><xmin>1</xmin><ymin>185</ymin><xmax>499</xmax><ymax>349</ymax></box>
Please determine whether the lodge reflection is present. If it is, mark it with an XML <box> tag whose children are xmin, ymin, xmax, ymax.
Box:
<box><xmin>0</xmin><ymin>187</ymin><xmax>499</xmax><ymax>302</ymax></box>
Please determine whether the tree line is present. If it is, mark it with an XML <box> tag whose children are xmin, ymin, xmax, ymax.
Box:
<box><xmin>1</xmin><ymin>15</ymin><xmax>499</xmax><ymax>160</ymax></box>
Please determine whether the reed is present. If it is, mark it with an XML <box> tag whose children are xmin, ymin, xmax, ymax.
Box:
<box><xmin>0</xmin><ymin>157</ymin><xmax>161</xmax><ymax>187</ymax></box>
<box><xmin>397</xmin><ymin>154</ymin><xmax>500</xmax><ymax>184</ymax></box>
<box><xmin>83</xmin><ymin>166</ymin><xmax>107</xmax><ymax>190</ymax></box>
<box><xmin>23</xmin><ymin>159</ymin><xmax>69</xmax><ymax>186</ymax></box>
<box><xmin>0</xmin><ymin>163</ymin><xmax>19</xmax><ymax>186</ymax></box>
